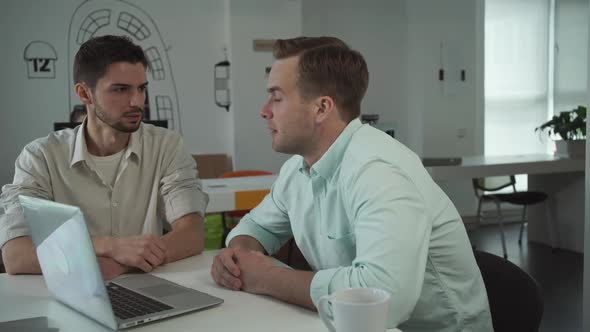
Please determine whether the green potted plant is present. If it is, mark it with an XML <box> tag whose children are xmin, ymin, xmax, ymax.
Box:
<box><xmin>535</xmin><ymin>105</ymin><xmax>586</xmax><ymax>158</ymax></box>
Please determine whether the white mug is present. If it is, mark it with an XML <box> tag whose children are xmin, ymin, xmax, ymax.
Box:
<box><xmin>318</xmin><ymin>288</ymin><xmax>391</xmax><ymax>332</ymax></box>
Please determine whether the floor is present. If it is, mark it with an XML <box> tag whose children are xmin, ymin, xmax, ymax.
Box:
<box><xmin>280</xmin><ymin>222</ymin><xmax>584</xmax><ymax>332</ymax></box>
<box><xmin>469</xmin><ymin>223</ymin><xmax>583</xmax><ymax>332</ymax></box>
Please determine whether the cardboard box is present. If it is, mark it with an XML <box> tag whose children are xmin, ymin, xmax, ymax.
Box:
<box><xmin>192</xmin><ymin>154</ymin><xmax>232</xmax><ymax>179</ymax></box>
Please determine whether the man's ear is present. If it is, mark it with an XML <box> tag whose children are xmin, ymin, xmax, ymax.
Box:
<box><xmin>314</xmin><ymin>96</ymin><xmax>335</xmax><ymax>122</ymax></box>
<box><xmin>75</xmin><ymin>83</ymin><xmax>93</xmax><ymax>106</ymax></box>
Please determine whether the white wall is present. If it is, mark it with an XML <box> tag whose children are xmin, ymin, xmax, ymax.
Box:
<box><xmin>407</xmin><ymin>0</ymin><xmax>480</xmax><ymax>158</ymax></box>
<box><xmin>302</xmin><ymin>0</ymin><xmax>482</xmax><ymax>158</ymax></box>
<box><xmin>228</xmin><ymin>0</ymin><xmax>302</xmax><ymax>172</ymax></box>
<box><xmin>146</xmin><ymin>1</ymin><xmax>231</xmax><ymax>155</ymax></box>
<box><xmin>1</xmin><ymin>1</ymin><xmax>74</xmax><ymax>187</ymax></box>
<box><xmin>301</xmin><ymin>0</ymin><xmax>483</xmax><ymax>215</ymax></box>
<box><xmin>406</xmin><ymin>0</ymin><xmax>484</xmax><ymax>215</ymax></box>
<box><xmin>0</xmin><ymin>0</ymin><xmax>231</xmax><ymax>186</ymax></box>
<box><xmin>0</xmin><ymin>0</ymin><xmax>489</xmax><ymax>217</ymax></box>
<box><xmin>302</xmin><ymin>0</ymin><xmax>407</xmax><ymax>144</ymax></box>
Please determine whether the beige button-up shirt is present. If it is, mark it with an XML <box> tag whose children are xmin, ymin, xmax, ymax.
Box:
<box><xmin>0</xmin><ymin>122</ymin><xmax>208</xmax><ymax>248</ymax></box>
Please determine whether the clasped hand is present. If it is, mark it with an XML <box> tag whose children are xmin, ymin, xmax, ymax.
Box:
<box><xmin>108</xmin><ymin>235</ymin><xmax>168</xmax><ymax>272</ymax></box>
<box><xmin>210</xmin><ymin>248</ymin><xmax>276</xmax><ymax>294</ymax></box>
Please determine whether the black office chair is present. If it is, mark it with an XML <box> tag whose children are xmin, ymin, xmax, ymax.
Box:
<box><xmin>472</xmin><ymin>176</ymin><xmax>548</xmax><ymax>258</ymax></box>
<box><xmin>474</xmin><ymin>250</ymin><xmax>544</xmax><ymax>332</ymax></box>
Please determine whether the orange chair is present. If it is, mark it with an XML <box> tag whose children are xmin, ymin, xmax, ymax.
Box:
<box><xmin>219</xmin><ymin>170</ymin><xmax>300</xmax><ymax>265</ymax></box>
<box><xmin>218</xmin><ymin>170</ymin><xmax>273</xmax><ymax>243</ymax></box>
<box><xmin>219</xmin><ymin>170</ymin><xmax>273</xmax><ymax>218</ymax></box>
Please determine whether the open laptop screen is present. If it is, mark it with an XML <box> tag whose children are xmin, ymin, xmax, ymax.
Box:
<box><xmin>19</xmin><ymin>195</ymin><xmax>118</xmax><ymax>330</ymax></box>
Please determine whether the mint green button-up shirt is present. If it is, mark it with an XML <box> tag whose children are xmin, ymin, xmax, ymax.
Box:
<box><xmin>226</xmin><ymin>119</ymin><xmax>493</xmax><ymax>331</ymax></box>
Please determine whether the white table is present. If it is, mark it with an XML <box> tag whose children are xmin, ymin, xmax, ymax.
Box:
<box><xmin>0</xmin><ymin>251</ymin><xmax>401</xmax><ymax>331</ymax></box>
<box><xmin>202</xmin><ymin>175</ymin><xmax>276</xmax><ymax>213</ymax></box>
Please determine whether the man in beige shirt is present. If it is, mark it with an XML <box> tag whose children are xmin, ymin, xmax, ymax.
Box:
<box><xmin>0</xmin><ymin>35</ymin><xmax>208</xmax><ymax>279</ymax></box>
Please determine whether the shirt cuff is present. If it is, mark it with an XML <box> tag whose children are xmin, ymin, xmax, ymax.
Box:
<box><xmin>165</xmin><ymin>188</ymin><xmax>209</xmax><ymax>223</ymax></box>
<box><xmin>309</xmin><ymin>267</ymin><xmax>340</xmax><ymax>307</ymax></box>
<box><xmin>0</xmin><ymin>213</ymin><xmax>29</xmax><ymax>249</ymax></box>
<box><xmin>225</xmin><ymin>217</ymin><xmax>282</xmax><ymax>254</ymax></box>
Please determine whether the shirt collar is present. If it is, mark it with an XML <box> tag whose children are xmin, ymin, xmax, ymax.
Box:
<box><xmin>126</xmin><ymin>125</ymin><xmax>142</xmax><ymax>161</ymax></box>
<box><xmin>298</xmin><ymin>118</ymin><xmax>363</xmax><ymax>179</ymax></box>
<box><xmin>70</xmin><ymin>120</ymin><xmax>89</xmax><ymax>167</ymax></box>
<box><xmin>70</xmin><ymin>120</ymin><xmax>143</xmax><ymax>167</ymax></box>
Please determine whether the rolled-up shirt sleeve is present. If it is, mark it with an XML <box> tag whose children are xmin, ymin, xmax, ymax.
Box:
<box><xmin>225</xmin><ymin>180</ymin><xmax>293</xmax><ymax>255</ymax></box>
<box><xmin>0</xmin><ymin>142</ymin><xmax>53</xmax><ymax>249</ymax></box>
<box><xmin>159</xmin><ymin>137</ymin><xmax>208</xmax><ymax>223</ymax></box>
<box><xmin>309</xmin><ymin>161</ymin><xmax>432</xmax><ymax>328</ymax></box>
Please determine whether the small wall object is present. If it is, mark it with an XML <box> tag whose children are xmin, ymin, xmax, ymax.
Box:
<box><xmin>214</xmin><ymin>60</ymin><xmax>231</xmax><ymax>111</ymax></box>
<box><xmin>23</xmin><ymin>41</ymin><xmax>58</xmax><ymax>79</ymax></box>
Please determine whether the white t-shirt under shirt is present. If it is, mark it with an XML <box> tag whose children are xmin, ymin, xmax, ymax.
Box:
<box><xmin>89</xmin><ymin>148</ymin><xmax>126</xmax><ymax>189</ymax></box>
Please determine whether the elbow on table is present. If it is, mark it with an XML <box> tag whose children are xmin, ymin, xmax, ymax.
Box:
<box><xmin>4</xmin><ymin>261</ymin><xmax>23</xmax><ymax>275</ymax></box>
<box><xmin>1</xmin><ymin>238</ymin><xmax>41</xmax><ymax>275</ymax></box>
<box><xmin>351</xmin><ymin>264</ymin><xmax>397</xmax><ymax>293</ymax></box>
<box><xmin>352</xmin><ymin>265</ymin><xmax>420</xmax><ymax>320</ymax></box>
<box><xmin>195</xmin><ymin>222</ymin><xmax>205</xmax><ymax>255</ymax></box>
<box><xmin>2</xmin><ymin>250</ymin><xmax>33</xmax><ymax>275</ymax></box>
<box><xmin>194</xmin><ymin>239</ymin><xmax>205</xmax><ymax>256</ymax></box>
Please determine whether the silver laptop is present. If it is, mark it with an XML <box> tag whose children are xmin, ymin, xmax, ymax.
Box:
<box><xmin>19</xmin><ymin>195</ymin><xmax>223</xmax><ymax>330</ymax></box>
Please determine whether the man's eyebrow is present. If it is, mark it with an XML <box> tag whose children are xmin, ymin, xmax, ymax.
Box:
<box><xmin>109</xmin><ymin>82</ymin><xmax>149</xmax><ymax>88</ymax></box>
<box><xmin>267</xmin><ymin>86</ymin><xmax>282</xmax><ymax>94</ymax></box>
<box><xmin>110</xmin><ymin>83</ymin><xmax>131</xmax><ymax>88</ymax></box>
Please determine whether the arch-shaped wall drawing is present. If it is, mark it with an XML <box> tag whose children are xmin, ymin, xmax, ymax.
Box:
<box><xmin>67</xmin><ymin>0</ymin><xmax>182</xmax><ymax>133</ymax></box>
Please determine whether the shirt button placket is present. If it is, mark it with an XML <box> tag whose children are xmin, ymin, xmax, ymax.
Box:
<box><xmin>111</xmin><ymin>189</ymin><xmax>118</xmax><ymax>235</ymax></box>
<box><xmin>311</xmin><ymin>172</ymin><xmax>323</xmax><ymax>232</ymax></box>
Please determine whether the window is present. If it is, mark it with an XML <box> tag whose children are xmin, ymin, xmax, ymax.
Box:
<box><xmin>485</xmin><ymin>0</ymin><xmax>553</xmax><ymax>190</ymax></box>
<box><xmin>554</xmin><ymin>0</ymin><xmax>588</xmax><ymax>115</ymax></box>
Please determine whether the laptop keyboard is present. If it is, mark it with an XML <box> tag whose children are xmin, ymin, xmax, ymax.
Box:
<box><xmin>107</xmin><ymin>283</ymin><xmax>174</xmax><ymax>320</ymax></box>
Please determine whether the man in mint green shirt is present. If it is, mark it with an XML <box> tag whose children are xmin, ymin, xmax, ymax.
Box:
<box><xmin>210</xmin><ymin>36</ymin><xmax>493</xmax><ymax>331</ymax></box>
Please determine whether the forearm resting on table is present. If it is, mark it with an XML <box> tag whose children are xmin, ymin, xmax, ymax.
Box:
<box><xmin>1</xmin><ymin>236</ymin><xmax>41</xmax><ymax>275</ymax></box>
<box><xmin>263</xmin><ymin>267</ymin><xmax>316</xmax><ymax>310</ymax></box>
<box><xmin>160</xmin><ymin>213</ymin><xmax>205</xmax><ymax>263</ymax></box>
<box><xmin>228</xmin><ymin>235</ymin><xmax>315</xmax><ymax>309</ymax></box>
<box><xmin>2</xmin><ymin>236</ymin><xmax>129</xmax><ymax>276</ymax></box>
<box><xmin>93</xmin><ymin>213</ymin><xmax>204</xmax><ymax>265</ymax></box>
<box><xmin>228</xmin><ymin>235</ymin><xmax>266</xmax><ymax>253</ymax></box>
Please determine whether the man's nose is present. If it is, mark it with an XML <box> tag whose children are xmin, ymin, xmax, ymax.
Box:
<box><xmin>131</xmin><ymin>89</ymin><xmax>145</xmax><ymax>108</ymax></box>
<box><xmin>260</xmin><ymin>100</ymin><xmax>272</xmax><ymax>119</ymax></box>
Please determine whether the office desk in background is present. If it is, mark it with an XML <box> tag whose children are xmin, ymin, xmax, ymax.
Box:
<box><xmin>425</xmin><ymin>154</ymin><xmax>585</xmax><ymax>253</ymax></box>
<box><xmin>0</xmin><ymin>251</ymin><xmax>401</xmax><ymax>332</ymax></box>
<box><xmin>202</xmin><ymin>175</ymin><xmax>276</xmax><ymax>213</ymax></box>
<box><xmin>202</xmin><ymin>154</ymin><xmax>585</xmax><ymax>253</ymax></box>
<box><xmin>425</xmin><ymin>154</ymin><xmax>584</xmax><ymax>180</ymax></box>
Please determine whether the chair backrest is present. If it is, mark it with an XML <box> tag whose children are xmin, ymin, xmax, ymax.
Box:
<box><xmin>472</xmin><ymin>175</ymin><xmax>517</xmax><ymax>197</ymax></box>
<box><xmin>474</xmin><ymin>250</ymin><xmax>544</xmax><ymax>332</ymax></box>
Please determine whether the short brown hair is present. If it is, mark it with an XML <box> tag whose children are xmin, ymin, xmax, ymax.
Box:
<box><xmin>74</xmin><ymin>35</ymin><xmax>148</xmax><ymax>89</ymax></box>
<box><xmin>273</xmin><ymin>37</ymin><xmax>369</xmax><ymax>122</ymax></box>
